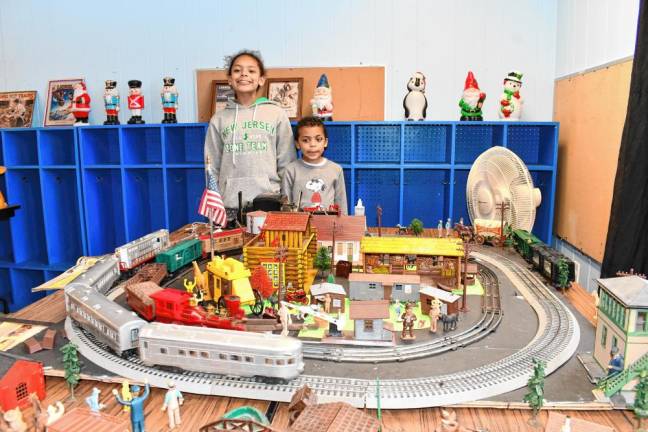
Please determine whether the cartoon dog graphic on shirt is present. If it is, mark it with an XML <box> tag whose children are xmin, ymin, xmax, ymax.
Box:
<box><xmin>305</xmin><ymin>178</ymin><xmax>326</xmax><ymax>209</ymax></box>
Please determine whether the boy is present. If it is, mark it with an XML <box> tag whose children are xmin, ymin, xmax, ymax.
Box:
<box><xmin>282</xmin><ymin>117</ymin><xmax>347</xmax><ymax>214</ymax></box>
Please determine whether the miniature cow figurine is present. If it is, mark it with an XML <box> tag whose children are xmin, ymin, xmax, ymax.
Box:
<box><xmin>441</xmin><ymin>313</ymin><xmax>458</xmax><ymax>332</ymax></box>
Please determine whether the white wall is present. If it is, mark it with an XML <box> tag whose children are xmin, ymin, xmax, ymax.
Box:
<box><xmin>556</xmin><ymin>0</ymin><xmax>640</xmax><ymax>77</ymax></box>
<box><xmin>0</xmin><ymin>0</ymin><xmax>557</xmax><ymax>125</ymax></box>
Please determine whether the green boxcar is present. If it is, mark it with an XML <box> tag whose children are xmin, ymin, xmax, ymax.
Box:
<box><xmin>511</xmin><ymin>229</ymin><xmax>542</xmax><ymax>262</ymax></box>
<box><xmin>155</xmin><ymin>239</ymin><xmax>202</xmax><ymax>273</ymax></box>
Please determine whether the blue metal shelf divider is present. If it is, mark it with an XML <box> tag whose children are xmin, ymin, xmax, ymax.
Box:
<box><xmin>0</xmin><ymin>121</ymin><xmax>558</xmax><ymax>311</ymax></box>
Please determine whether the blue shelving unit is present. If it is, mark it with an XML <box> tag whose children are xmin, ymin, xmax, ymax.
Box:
<box><xmin>0</xmin><ymin>121</ymin><xmax>558</xmax><ymax>311</ymax></box>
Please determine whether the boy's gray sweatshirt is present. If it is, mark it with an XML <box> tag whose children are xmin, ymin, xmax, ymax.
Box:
<box><xmin>204</xmin><ymin>97</ymin><xmax>296</xmax><ymax>208</ymax></box>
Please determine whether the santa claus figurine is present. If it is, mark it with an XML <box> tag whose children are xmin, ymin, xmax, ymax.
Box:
<box><xmin>499</xmin><ymin>71</ymin><xmax>524</xmax><ymax>120</ymax></box>
<box><xmin>103</xmin><ymin>80</ymin><xmax>120</xmax><ymax>125</ymax></box>
<box><xmin>127</xmin><ymin>80</ymin><xmax>145</xmax><ymax>124</ymax></box>
<box><xmin>310</xmin><ymin>74</ymin><xmax>333</xmax><ymax>121</ymax></box>
<box><xmin>71</xmin><ymin>82</ymin><xmax>91</xmax><ymax>126</ymax></box>
<box><xmin>161</xmin><ymin>77</ymin><xmax>178</xmax><ymax>123</ymax></box>
<box><xmin>458</xmin><ymin>71</ymin><xmax>486</xmax><ymax>121</ymax></box>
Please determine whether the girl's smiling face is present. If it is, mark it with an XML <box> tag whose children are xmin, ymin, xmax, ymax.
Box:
<box><xmin>228</xmin><ymin>54</ymin><xmax>265</xmax><ymax>97</ymax></box>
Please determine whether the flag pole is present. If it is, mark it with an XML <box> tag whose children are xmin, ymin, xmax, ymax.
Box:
<box><xmin>205</xmin><ymin>156</ymin><xmax>215</xmax><ymax>262</ymax></box>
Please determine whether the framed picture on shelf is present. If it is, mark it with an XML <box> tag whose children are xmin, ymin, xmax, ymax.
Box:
<box><xmin>266</xmin><ymin>78</ymin><xmax>303</xmax><ymax>120</ymax></box>
<box><xmin>211</xmin><ymin>80</ymin><xmax>235</xmax><ymax>117</ymax></box>
<box><xmin>44</xmin><ymin>78</ymin><xmax>84</xmax><ymax>126</ymax></box>
<box><xmin>0</xmin><ymin>91</ymin><xmax>37</xmax><ymax>128</ymax></box>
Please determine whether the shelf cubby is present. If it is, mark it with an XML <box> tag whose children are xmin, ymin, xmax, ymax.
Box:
<box><xmin>82</xmin><ymin>168</ymin><xmax>126</xmax><ymax>255</ymax></box>
<box><xmin>79</xmin><ymin>127</ymin><xmax>120</xmax><ymax>165</ymax></box>
<box><xmin>2</xmin><ymin>130</ymin><xmax>38</xmax><ymax>166</ymax></box>
<box><xmin>164</xmin><ymin>125</ymin><xmax>206</xmax><ymax>164</ymax></box>
<box><xmin>38</xmin><ymin>129</ymin><xmax>76</xmax><ymax>166</ymax></box>
<box><xmin>122</xmin><ymin>127</ymin><xmax>162</xmax><ymax>165</ymax></box>
<box><xmin>124</xmin><ymin>168</ymin><xmax>166</xmax><ymax>240</ymax></box>
<box><xmin>166</xmin><ymin>167</ymin><xmax>205</xmax><ymax>231</ymax></box>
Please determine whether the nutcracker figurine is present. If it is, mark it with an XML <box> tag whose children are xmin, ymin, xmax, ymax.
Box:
<box><xmin>127</xmin><ymin>80</ymin><xmax>145</xmax><ymax>124</ymax></box>
<box><xmin>71</xmin><ymin>82</ymin><xmax>91</xmax><ymax>126</ymax></box>
<box><xmin>310</xmin><ymin>74</ymin><xmax>333</xmax><ymax>121</ymax></box>
<box><xmin>499</xmin><ymin>70</ymin><xmax>524</xmax><ymax>120</ymax></box>
<box><xmin>161</xmin><ymin>77</ymin><xmax>178</xmax><ymax>123</ymax></box>
<box><xmin>103</xmin><ymin>80</ymin><xmax>120</xmax><ymax>125</ymax></box>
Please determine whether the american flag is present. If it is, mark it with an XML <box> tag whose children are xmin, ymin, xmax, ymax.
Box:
<box><xmin>198</xmin><ymin>171</ymin><xmax>227</xmax><ymax>227</ymax></box>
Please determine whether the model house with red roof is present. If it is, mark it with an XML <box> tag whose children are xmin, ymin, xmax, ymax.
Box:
<box><xmin>310</xmin><ymin>214</ymin><xmax>366</xmax><ymax>265</ymax></box>
<box><xmin>0</xmin><ymin>355</ymin><xmax>45</xmax><ymax>411</ymax></box>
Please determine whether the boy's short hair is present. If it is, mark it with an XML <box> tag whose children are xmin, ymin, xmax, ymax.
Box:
<box><xmin>295</xmin><ymin>116</ymin><xmax>328</xmax><ymax>140</ymax></box>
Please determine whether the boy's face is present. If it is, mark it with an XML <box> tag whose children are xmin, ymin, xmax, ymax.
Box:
<box><xmin>296</xmin><ymin>125</ymin><xmax>328</xmax><ymax>164</ymax></box>
<box><xmin>229</xmin><ymin>55</ymin><xmax>265</xmax><ymax>95</ymax></box>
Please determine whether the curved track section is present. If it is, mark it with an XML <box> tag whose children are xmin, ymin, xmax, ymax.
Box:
<box><xmin>66</xmin><ymin>251</ymin><xmax>580</xmax><ymax>409</ymax></box>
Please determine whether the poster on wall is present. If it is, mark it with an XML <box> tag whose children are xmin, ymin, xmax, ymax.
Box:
<box><xmin>211</xmin><ymin>80</ymin><xmax>235</xmax><ymax>117</ymax></box>
<box><xmin>0</xmin><ymin>91</ymin><xmax>37</xmax><ymax>128</ymax></box>
<box><xmin>44</xmin><ymin>78</ymin><xmax>84</xmax><ymax>126</ymax></box>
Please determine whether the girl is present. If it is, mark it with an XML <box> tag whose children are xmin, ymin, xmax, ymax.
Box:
<box><xmin>204</xmin><ymin>50</ymin><xmax>296</xmax><ymax>218</ymax></box>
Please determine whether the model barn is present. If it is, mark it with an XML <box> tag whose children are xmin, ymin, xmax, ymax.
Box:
<box><xmin>0</xmin><ymin>356</ymin><xmax>45</xmax><ymax>411</ymax></box>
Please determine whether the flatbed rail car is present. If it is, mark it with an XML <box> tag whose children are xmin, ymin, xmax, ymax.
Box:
<box><xmin>155</xmin><ymin>239</ymin><xmax>202</xmax><ymax>273</ymax></box>
<box><xmin>139</xmin><ymin>322</ymin><xmax>304</xmax><ymax>380</ymax></box>
<box><xmin>116</xmin><ymin>229</ymin><xmax>170</xmax><ymax>271</ymax></box>
<box><xmin>65</xmin><ymin>282</ymin><xmax>146</xmax><ymax>355</ymax></box>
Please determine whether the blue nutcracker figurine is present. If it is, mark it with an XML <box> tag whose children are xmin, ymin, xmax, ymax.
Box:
<box><xmin>161</xmin><ymin>77</ymin><xmax>178</xmax><ymax>123</ymax></box>
<box><xmin>113</xmin><ymin>380</ymin><xmax>150</xmax><ymax>432</ymax></box>
<box><xmin>103</xmin><ymin>80</ymin><xmax>120</xmax><ymax>125</ymax></box>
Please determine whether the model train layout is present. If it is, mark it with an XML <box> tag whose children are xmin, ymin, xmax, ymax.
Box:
<box><xmin>59</xmin><ymin>213</ymin><xmax>581</xmax><ymax>408</ymax></box>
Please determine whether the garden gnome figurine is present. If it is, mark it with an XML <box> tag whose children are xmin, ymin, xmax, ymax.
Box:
<box><xmin>429</xmin><ymin>297</ymin><xmax>442</xmax><ymax>333</ymax></box>
<box><xmin>459</xmin><ymin>71</ymin><xmax>486</xmax><ymax>121</ymax></box>
<box><xmin>113</xmin><ymin>380</ymin><xmax>150</xmax><ymax>432</ymax></box>
<box><xmin>161</xmin><ymin>381</ymin><xmax>184</xmax><ymax>430</ymax></box>
<box><xmin>403</xmin><ymin>72</ymin><xmax>427</xmax><ymax>121</ymax></box>
<box><xmin>499</xmin><ymin>70</ymin><xmax>524</xmax><ymax>120</ymax></box>
<box><xmin>103</xmin><ymin>80</ymin><xmax>120</xmax><ymax>125</ymax></box>
<box><xmin>127</xmin><ymin>80</ymin><xmax>145</xmax><ymax>124</ymax></box>
<box><xmin>71</xmin><ymin>82</ymin><xmax>91</xmax><ymax>126</ymax></box>
<box><xmin>85</xmin><ymin>387</ymin><xmax>106</xmax><ymax>413</ymax></box>
<box><xmin>161</xmin><ymin>77</ymin><xmax>178</xmax><ymax>123</ymax></box>
<box><xmin>311</xmin><ymin>74</ymin><xmax>333</xmax><ymax>121</ymax></box>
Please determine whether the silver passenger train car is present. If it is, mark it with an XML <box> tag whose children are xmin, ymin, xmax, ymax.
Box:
<box><xmin>65</xmin><ymin>282</ymin><xmax>147</xmax><ymax>356</ymax></box>
<box><xmin>115</xmin><ymin>229</ymin><xmax>170</xmax><ymax>271</ymax></box>
<box><xmin>69</xmin><ymin>254</ymin><xmax>120</xmax><ymax>294</ymax></box>
<box><xmin>139</xmin><ymin>322</ymin><xmax>304</xmax><ymax>380</ymax></box>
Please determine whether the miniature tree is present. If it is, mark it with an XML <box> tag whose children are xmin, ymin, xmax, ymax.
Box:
<box><xmin>250</xmin><ymin>265</ymin><xmax>275</xmax><ymax>299</ymax></box>
<box><xmin>634</xmin><ymin>369</ymin><xmax>648</xmax><ymax>431</ymax></box>
<box><xmin>523</xmin><ymin>358</ymin><xmax>546</xmax><ymax>427</ymax></box>
<box><xmin>60</xmin><ymin>342</ymin><xmax>81</xmax><ymax>400</ymax></box>
<box><xmin>314</xmin><ymin>246</ymin><xmax>331</xmax><ymax>279</ymax></box>
<box><xmin>409</xmin><ymin>218</ymin><xmax>424</xmax><ymax>237</ymax></box>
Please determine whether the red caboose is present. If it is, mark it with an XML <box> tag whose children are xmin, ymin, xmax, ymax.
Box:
<box><xmin>148</xmin><ymin>288</ymin><xmax>246</xmax><ymax>330</ymax></box>
<box><xmin>0</xmin><ymin>357</ymin><xmax>45</xmax><ymax>411</ymax></box>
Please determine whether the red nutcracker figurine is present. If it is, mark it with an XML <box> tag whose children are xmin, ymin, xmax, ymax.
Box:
<box><xmin>127</xmin><ymin>80</ymin><xmax>145</xmax><ymax>124</ymax></box>
<box><xmin>161</xmin><ymin>77</ymin><xmax>178</xmax><ymax>123</ymax></box>
<box><xmin>71</xmin><ymin>82</ymin><xmax>91</xmax><ymax>126</ymax></box>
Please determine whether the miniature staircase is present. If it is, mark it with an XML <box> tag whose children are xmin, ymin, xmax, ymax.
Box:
<box><xmin>598</xmin><ymin>351</ymin><xmax>648</xmax><ymax>397</ymax></box>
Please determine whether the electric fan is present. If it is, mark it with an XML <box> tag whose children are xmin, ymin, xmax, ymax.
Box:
<box><xmin>466</xmin><ymin>146</ymin><xmax>542</xmax><ymax>232</ymax></box>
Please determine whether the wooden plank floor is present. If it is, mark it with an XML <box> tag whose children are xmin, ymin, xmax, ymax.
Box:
<box><xmin>7</xmin><ymin>271</ymin><xmax>637</xmax><ymax>431</ymax></box>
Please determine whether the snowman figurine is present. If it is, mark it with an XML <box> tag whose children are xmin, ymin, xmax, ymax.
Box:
<box><xmin>403</xmin><ymin>72</ymin><xmax>427</xmax><ymax>121</ymax></box>
<box><xmin>499</xmin><ymin>71</ymin><xmax>524</xmax><ymax>120</ymax></box>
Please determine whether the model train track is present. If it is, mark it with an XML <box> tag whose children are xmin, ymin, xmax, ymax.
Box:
<box><xmin>301</xmin><ymin>263</ymin><xmax>502</xmax><ymax>363</ymax></box>
<box><xmin>66</xmin><ymin>250</ymin><xmax>579</xmax><ymax>408</ymax></box>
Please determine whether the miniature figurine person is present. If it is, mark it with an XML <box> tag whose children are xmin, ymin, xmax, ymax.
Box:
<box><xmin>85</xmin><ymin>387</ymin><xmax>106</xmax><ymax>413</ymax></box>
<box><xmin>127</xmin><ymin>80</ymin><xmax>145</xmax><ymax>124</ymax></box>
<box><xmin>437</xmin><ymin>220</ymin><xmax>443</xmax><ymax>238</ymax></box>
<box><xmin>607</xmin><ymin>346</ymin><xmax>624</xmax><ymax>377</ymax></box>
<box><xmin>112</xmin><ymin>380</ymin><xmax>150</xmax><ymax>432</ymax></box>
<box><xmin>429</xmin><ymin>297</ymin><xmax>442</xmax><ymax>333</ymax></box>
<box><xmin>401</xmin><ymin>302</ymin><xmax>416</xmax><ymax>339</ymax></box>
<box><xmin>279</xmin><ymin>302</ymin><xmax>292</xmax><ymax>337</ymax></box>
<box><xmin>499</xmin><ymin>71</ymin><xmax>524</xmax><ymax>120</ymax></box>
<box><xmin>103</xmin><ymin>80</ymin><xmax>120</xmax><ymax>125</ymax></box>
<box><xmin>161</xmin><ymin>77</ymin><xmax>178</xmax><ymax>123</ymax></box>
<box><xmin>120</xmin><ymin>380</ymin><xmax>132</xmax><ymax>413</ymax></box>
<box><xmin>445</xmin><ymin>218</ymin><xmax>452</xmax><ymax>237</ymax></box>
<box><xmin>161</xmin><ymin>381</ymin><xmax>184</xmax><ymax>430</ymax></box>
<box><xmin>311</xmin><ymin>74</ymin><xmax>333</xmax><ymax>121</ymax></box>
<box><xmin>3</xmin><ymin>408</ymin><xmax>27</xmax><ymax>432</ymax></box>
<box><xmin>71</xmin><ymin>82</ymin><xmax>91</xmax><ymax>126</ymax></box>
<box><xmin>459</xmin><ymin>71</ymin><xmax>486</xmax><ymax>121</ymax></box>
<box><xmin>324</xmin><ymin>293</ymin><xmax>331</xmax><ymax>314</ymax></box>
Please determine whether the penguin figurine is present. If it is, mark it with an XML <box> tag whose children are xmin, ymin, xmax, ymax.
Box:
<box><xmin>403</xmin><ymin>72</ymin><xmax>428</xmax><ymax>121</ymax></box>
